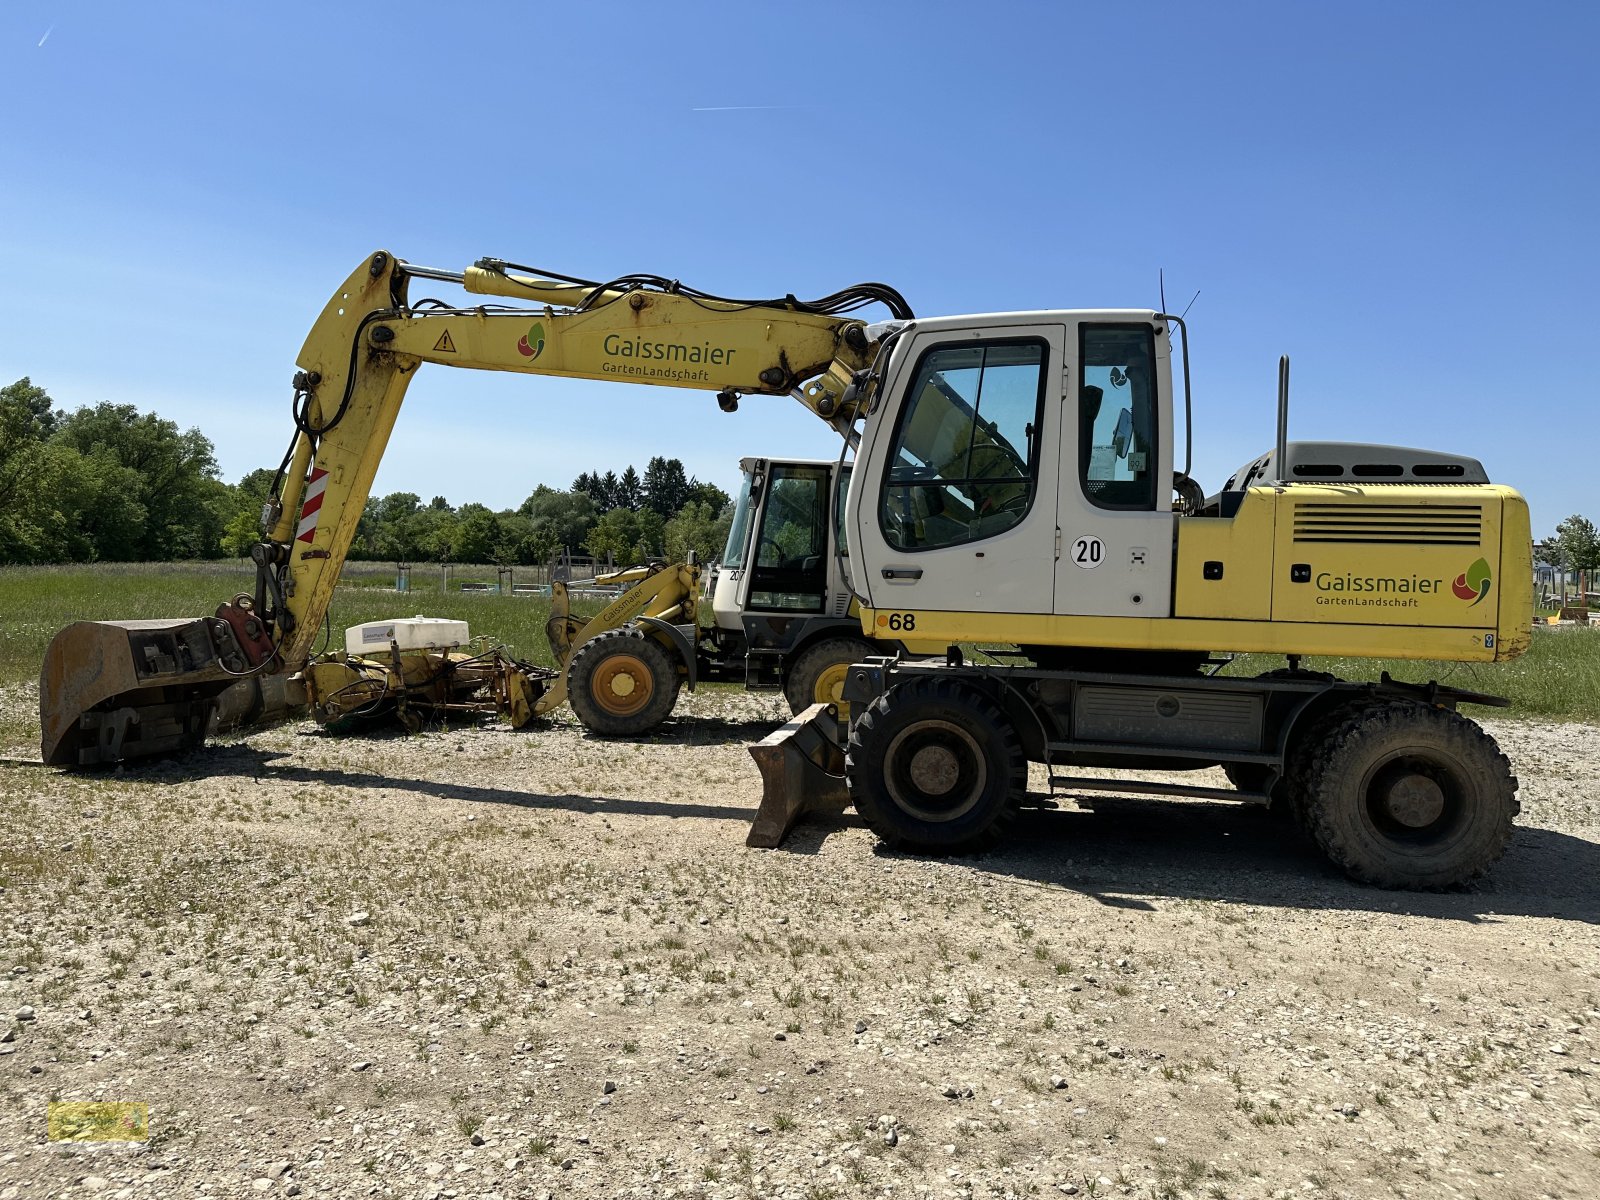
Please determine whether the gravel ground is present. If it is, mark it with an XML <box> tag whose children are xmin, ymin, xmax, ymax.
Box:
<box><xmin>1</xmin><ymin>686</ymin><xmax>1597</xmax><ymax>1200</ymax></box>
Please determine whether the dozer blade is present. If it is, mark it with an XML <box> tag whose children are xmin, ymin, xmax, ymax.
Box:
<box><xmin>40</xmin><ymin>617</ymin><xmax>244</xmax><ymax>767</ymax></box>
<box><xmin>746</xmin><ymin>702</ymin><xmax>851</xmax><ymax>848</ymax></box>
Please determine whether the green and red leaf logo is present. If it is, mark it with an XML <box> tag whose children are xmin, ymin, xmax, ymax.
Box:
<box><xmin>516</xmin><ymin>322</ymin><xmax>546</xmax><ymax>361</ymax></box>
<box><xmin>1452</xmin><ymin>557</ymin><xmax>1492</xmax><ymax>606</ymax></box>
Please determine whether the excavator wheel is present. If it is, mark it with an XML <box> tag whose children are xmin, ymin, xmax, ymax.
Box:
<box><xmin>846</xmin><ymin>675</ymin><xmax>1025</xmax><ymax>854</ymax></box>
<box><xmin>783</xmin><ymin>637</ymin><xmax>878</xmax><ymax>721</ymax></box>
<box><xmin>1295</xmin><ymin>700</ymin><xmax>1518</xmax><ymax>889</ymax></box>
<box><xmin>567</xmin><ymin>628</ymin><xmax>681</xmax><ymax>737</ymax></box>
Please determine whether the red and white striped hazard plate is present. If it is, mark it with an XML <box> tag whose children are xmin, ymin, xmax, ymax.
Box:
<box><xmin>295</xmin><ymin>467</ymin><xmax>329</xmax><ymax>544</ymax></box>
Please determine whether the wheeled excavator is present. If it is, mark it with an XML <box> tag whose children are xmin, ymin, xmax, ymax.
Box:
<box><xmin>39</xmin><ymin>250</ymin><xmax>1534</xmax><ymax>888</ymax></box>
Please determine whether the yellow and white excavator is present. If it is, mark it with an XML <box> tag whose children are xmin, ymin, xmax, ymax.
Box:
<box><xmin>39</xmin><ymin>250</ymin><xmax>1534</xmax><ymax>887</ymax></box>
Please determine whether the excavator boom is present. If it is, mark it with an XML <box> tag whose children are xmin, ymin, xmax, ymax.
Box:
<box><xmin>40</xmin><ymin>250</ymin><xmax>904</xmax><ymax>765</ymax></box>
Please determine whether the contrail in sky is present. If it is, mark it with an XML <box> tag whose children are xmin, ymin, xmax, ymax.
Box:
<box><xmin>690</xmin><ymin>105</ymin><xmax>812</xmax><ymax>112</ymax></box>
<box><xmin>38</xmin><ymin>25</ymin><xmax>54</xmax><ymax>47</ymax></box>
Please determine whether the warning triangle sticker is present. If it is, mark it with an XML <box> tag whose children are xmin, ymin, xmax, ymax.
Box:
<box><xmin>433</xmin><ymin>330</ymin><xmax>456</xmax><ymax>353</ymax></box>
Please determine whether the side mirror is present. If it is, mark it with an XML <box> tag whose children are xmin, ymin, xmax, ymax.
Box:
<box><xmin>1111</xmin><ymin>407</ymin><xmax>1134</xmax><ymax>459</ymax></box>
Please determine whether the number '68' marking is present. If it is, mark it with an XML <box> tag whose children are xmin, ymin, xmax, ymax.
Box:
<box><xmin>880</xmin><ymin>612</ymin><xmax>916</xmax><ymax>632</ymax></box>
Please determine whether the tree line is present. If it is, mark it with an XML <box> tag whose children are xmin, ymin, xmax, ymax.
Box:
<box><xmin>347</xmin><ymin>458</ymin><xmax>732</xmax><ymax>567</ymax></box>
<box><xmin>0</xmin><ymin>379</ymin><xmax>734</xmax><ymax>567</ymax></box>
<box><xmin>20</xmin><ymin>374</ymin><xmax>1590</xmax><ymax>583</ymax></box>
<box><xmin>1537</xmin><ymin>515</ymin><xmax>1600</xmax><ymax>602</ymax></box>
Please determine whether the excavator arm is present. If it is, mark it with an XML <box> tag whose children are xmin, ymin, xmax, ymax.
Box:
<box><xmin>40</xmin><ymin>250</ymin><xmax>907</xmax><ymax>765</ymax></box>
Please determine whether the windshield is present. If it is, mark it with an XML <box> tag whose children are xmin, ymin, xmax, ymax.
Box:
<box><xmin>722</xmin><ymin>468</ymin><xmax>756</xmax><ymax>567</ymax></box>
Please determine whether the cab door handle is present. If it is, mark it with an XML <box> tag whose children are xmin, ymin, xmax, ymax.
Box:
<box><xmin>881</xmin><ymin>567</ymin><xmax>923</xmax><ymax>580</ymax></box>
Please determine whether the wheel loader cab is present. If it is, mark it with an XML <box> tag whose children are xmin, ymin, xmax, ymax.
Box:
<box><xmin>703</xmin><ymin>455</ymin><xmax>891</xmax><ymax>713</ymax></box>
<box><xmin>711</xmin><ymin>458</ymin><xmax>854</xmax><ymax>632</ymax></box>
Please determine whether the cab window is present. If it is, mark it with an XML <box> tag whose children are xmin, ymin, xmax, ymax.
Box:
<box><xmin>722</xmin><ymin>471</ymin><xmax>756</xmax><ymax>568</ymax></box>
<box><xmin>748</xmin><ymin>463</ymin><xmax>829</xmax><ymax>611</ymax></box>
<box><xmin>833</xmin><ymin>462</ymin><xmax>852</xmax><ymax>558</ymax></box>
<box><xmin>1080</xmin><ymin>325</ymin><xmax>1158</xmax><ymax>510</ymax></box>
<box><xmin>879</xmin><ymin>340</ymin><xmax>1046</xmax><ymax>551</ymax></box>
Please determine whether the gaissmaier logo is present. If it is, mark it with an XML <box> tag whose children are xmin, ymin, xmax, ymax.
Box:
<box><xmin>516</xmin><ymin>322</ymin><xmax>546</xmax><ymax>361</ymax></box>
<box><xmin>1452</xmin><ymin>557</ymin><xmax>1492</xmax><ymax>606</ymax></box>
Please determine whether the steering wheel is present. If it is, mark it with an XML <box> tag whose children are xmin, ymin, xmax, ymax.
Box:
<box><xmin>758</xmin><ymin>536</ymin><xmax>785</xmax><ymax>566</ymax></box>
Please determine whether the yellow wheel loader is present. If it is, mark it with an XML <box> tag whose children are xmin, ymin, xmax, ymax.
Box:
<box><xmin>39</xmin><ymin>250</ymin><xmax>1533</xmax><ymax>887</ymax></box>
<box><xmin>308</xmin><ymin>454</ymin><xmax>920</xmax><ymax>739</ymax></box>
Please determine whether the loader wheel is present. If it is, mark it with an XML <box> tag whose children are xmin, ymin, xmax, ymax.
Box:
<box><xmin>783</xmin><ymin>638</ymin><xmax>878</xmax><ymax>720</ymax></box>
<box><xmin>568</xmin><ymin>629</ymin><xmax>681</xmax><ymax>737</ymax></box>
<box><xmin>846</xmin><ymin>676</ymin><xmax>1025</xmax><ymax>853</ymax></box>
<box><xmin>1297</xmin><ymin>701</ymin><xmax>1518</xmax><ymax>889</ymax></box>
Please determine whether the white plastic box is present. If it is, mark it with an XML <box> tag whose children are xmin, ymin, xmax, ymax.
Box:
<box><xmin>344</xmin><ymin>616</ymin><xmax>470</xmax><ymax>656</ymax></box>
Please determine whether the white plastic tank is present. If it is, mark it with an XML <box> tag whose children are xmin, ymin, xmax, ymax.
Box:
<box><xmin>344</xmin><ymin>615</ymin><xmax>470</xmax><ymax>656</ymax></box>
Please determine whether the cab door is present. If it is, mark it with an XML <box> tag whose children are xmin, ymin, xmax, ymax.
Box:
<box><xmin>739</xmin><ymin>461</ymin><xmax>832</xmax><ymax>615</ymax></box>
<box><xmin>850</xmin><ymin>323</ymin><xmax>1064</xmax><ymax>615</ymax></box>
<box><xmin>1053</xmin><ymin>321</ymin><xmax>1175</xmax><ymax>617</ymax></box>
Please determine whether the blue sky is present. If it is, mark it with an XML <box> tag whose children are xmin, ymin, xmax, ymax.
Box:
<box><xmin>3</xmin><ymin>2</ymin><xmax>1595</xmax><ymax>535</ymax></box>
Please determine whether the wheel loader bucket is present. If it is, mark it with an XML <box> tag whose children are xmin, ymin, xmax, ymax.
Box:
<box><xmin>746</xmin><ymin>703</ymin><xmax>852</xmax><ymax>848</ymax></box>
<box><xmin>39</xmin><ymin>618</ymin><xmax>237</xmax><ymax>767</ymax></box>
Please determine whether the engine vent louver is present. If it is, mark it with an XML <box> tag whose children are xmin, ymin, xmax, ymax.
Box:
<box><xmin>1293</xmin><ymin>503</ymin><xmax>1483</xmax><ymax>546</ymax></box>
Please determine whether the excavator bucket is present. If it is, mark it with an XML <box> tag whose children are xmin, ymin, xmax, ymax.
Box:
<box><xmin>746</xmin><ymin>703</ymin><xmax>852</xmax><ymax>848</ymax></box>
<box><xmin>39</xmin><ymin>617</ymin><xmax>240</xmax><ymax>767</ymax></box>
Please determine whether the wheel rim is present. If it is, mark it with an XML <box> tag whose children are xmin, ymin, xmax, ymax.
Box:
<box><xmin>884</xmin><ymin>719</ymin><xmax>987</xmax><ymax>822</ymax></box>
<box><xmin>1361</xmin><ymin>749</ymin><xmax>1466</xmax><ymax>844</ymax></box>
<box><xmin>812</xmin><ymin>662</ymin><xmax>853</xmax><ymax>718</ymax></box>
<box><xmin>591</xmin><ymin>653</ymin><xmax>654</xmax><ymax>717</ymax></box>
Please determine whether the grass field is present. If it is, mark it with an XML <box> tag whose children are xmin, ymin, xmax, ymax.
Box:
<box><xmin>1220</xmin><ymin>627</ymin><xmax>1600</xmax><ymax>722</ymax></box>
<box><xmin>3</xmin><ymin>562</ymin><xmax>1597</xmax><ymax>732</ymax></box>
<box><xmin>0</xmin><ymin>561</ymin><xmax>629</xmax><ymax>753</ymax></box>
<box><xmin>0</xmin><ymin>560</ymin><xmax>607</xmax><ymax>687</ymax></box>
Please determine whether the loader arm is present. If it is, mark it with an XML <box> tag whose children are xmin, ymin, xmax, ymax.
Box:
<box><xmin>40</xmin><ymin>250</ymin><xmax>905</xmax><ymax>765</ymax></box>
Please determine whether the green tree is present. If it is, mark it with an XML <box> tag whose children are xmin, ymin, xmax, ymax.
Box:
<box><xmin>51</xmin><ymin>402</ymin><xmax>224</xmax><ymax>559</ymax></box>
<box><xmin>413</xmin><ymin>505</ymin><xmax>459</xmax><ymax>563</ymax></box>
<box><xmin>632</xmin><ymin>507</ymin><xmax>665</xmax><ymax>561</ymax></box>
<box><xmin>617</xmin><ymin>465</ymin><xmax>643</xmax><ymax>511</ymax></box>
<box><xmin>584</xmin><ymin>507</ymin><xmax>648</xmax><ymax>565</ymax></box>
<box><xmin>1555</xmin><ymin>514</ymin><xmax>1600</xmax><ymax>601</ymax></box>
<box><xmin>642</xmin><ymin>456</ymin><xmax>693</xmax><ymax>517</ymax></box>
<box><xmin>686</xmin><ymin>477</ymin><xmax>731</xmax><ymax>515</ymax></box>
<box><xmin>1</xmin><ymin>378</ymin><xmax>58</xmax><ymax>440</ymax></box>
<box><xmin>0</xmin><ymin>379</ymin><xmax>58</xmax><ymax>560</ymax></box>
<box><xmin>664</xmin><ymin>499</ymin><xmax>733</xmax><ymax>564</ymax></box>
<box><xmin>365</xmin><ymin>491</ymin><xmax>424</xmax><ymax>562</ymax></box>
<box><xmin>490</xmin><ymin>509</ymin><xmax>539</xmax><ymax>565</ymax></box>
<box><xmin>452</xmin><ymin>503</ymin><xmax>501</xmax><ymax>564</ymax></box>
<box><xmin>521</xmin><ymin>486</ymin><xmax>598</xmax><ymax>553</ymax></box>
<box><xmin>219</xmin><ymin>466</ymin><xmax>279</xmax><ymax>556</ymax></box>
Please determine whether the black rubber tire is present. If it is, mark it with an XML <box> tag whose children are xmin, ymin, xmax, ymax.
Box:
<box><xmin>567</xmin><ymin>628</ymin><xmax>681</xmax><ymax>737</ymax></box>
<box><xmin>783</xmin><ymin>638</ymin><xmax>878</xmax><ymax>719</ymax></box>
<box><xmin>1296</xmin><ymin>700</ymin><xmax>1518</xmax><ymax>889</ymax></box>
<box><xmin>846</xmin><ymin>676</ymin><xmax>1026</xmax><ymax>853</ymax></box>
